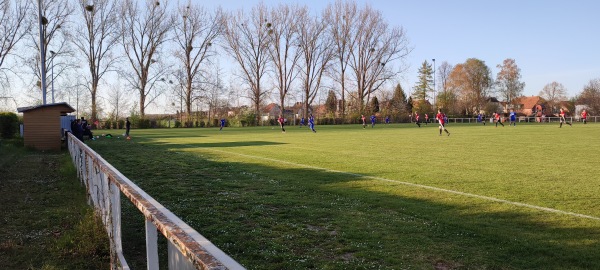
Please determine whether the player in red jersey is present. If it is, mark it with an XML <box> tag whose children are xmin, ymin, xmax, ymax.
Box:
<box><xmin>494</xmin><ymin>112</ymin><xmax>504</xmax><ymax>127</ymax></box>
<box><xmin>436</xmin><ymin>109</ymin><xmax>450</xmax><ymax>136</ymax></box>
<box><xmin>581</xmin><ymin>109</ymin><xmax>588</xmax><ymax>124</ymax></box>
<box><xmin>559</xmin><ymin>108</ymin><xmax>572</xmax><ymax>128</ymax></box>
<box><xmin>361</xmin><ymin>114</ymin><xmax>366</xmax><ymax>129</ymax></box>
<box><xmin>414</xmin><ymin>112</ymin><xmax>421</xmax><ymax>127</ymax></box>
<box><xmin>424</xmin><ymin>113</ymin><xmax>429</xmax><ymax>125</ymax></box>
<box><xmin>278</xmin><ymin>115</ymin><xmax>286</xmax><ymax>133</ymax></box>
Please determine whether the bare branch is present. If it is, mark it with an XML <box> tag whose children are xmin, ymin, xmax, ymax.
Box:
<box><xmin>72</xmin><ymin>0</ymin><xmax>122</xmax><ymax>120</ymax></box>
<box><xmin>172</xmin><ymin>1</ymin><xmax>223</xmax><ymax>126</ymax></box>
<box><xmin>297</xmin><ymin>9</ymin><xmax>334</xmax><ymax>118</ymax></box>
<box><xmin>222</xmin><ymin>3</ymin><xmax>271</xmax><ymax>125</ymax></box>
<box><xmin>120</xmin><ymin>0</ymin><xmax>174</xmax><ymax>118</ymax></box>
<box><xmin>267</xmin><ymin>4</ymin><xmax>304</xmax><ymax>116</ymax></box>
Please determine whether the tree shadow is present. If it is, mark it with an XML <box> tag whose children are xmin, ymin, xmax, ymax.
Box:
<box><xmin>89</xmin><ymin>139</ymin><xmax>600</xmax><ymax>270</ymax></box>
<box><xmin>150</xmin><ymin>140</ymin><xmax>287</xmax><ymax>148</ymax></box>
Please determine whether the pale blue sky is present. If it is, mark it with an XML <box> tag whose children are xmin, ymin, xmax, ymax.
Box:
<box><xmin>202</xmin><ymin>0</ymin><xmax>600</xmax><ymax>98</ymax></box>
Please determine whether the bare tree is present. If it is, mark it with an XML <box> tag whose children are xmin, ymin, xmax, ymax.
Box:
<box><xmin>325</xmin><ymin>0</ymin><xmax>357</xmax><ymax>121</ymax></box>
<box><xmin>577</xmin><ymin>79</ymin><xmax>600</xmax><ymax>115</ymax></box>
<box><xmin>120</xmin><ymin>0</ymin><xmax>173</xmax><ymax>118</ymax></box>
<box><xmin>173</xmin><ymin>1</ymin><xmax>222</xmax><ymax>126</ymax></box>
<box><xmin>496</xmin><ymin>58</ymin><xmax>525</xmax><ymax>110</ymax></box>
<box><xmin>222</xmin><ymin>3</ymin><xmax>271</xmax><ymax>125</ymax></box>
<box><xmin>24</xmin><ymin>0</ymin><xmax>75</xmax><ymax>104</ymax></box>
<box><xmin>436</xmin><ymin>61</ymin><xmax>453</xmax><ymax>94</ymax></box>
<box><xmin>0</xmin><ymin>0</ymin><xmax>31</xmax><ymax>92</ymax></box>
<box><xmin>540</xmin><ymin>81</ymin><xmax>567</xmax><ymax>114</ymax></box>
<box><xmin>267</xmin><ymin>3</ymin><xmax>304</xmax><ymax>118</ymax></box>
<box><xmin>106</xmin><ymin>82</ymin><xmax>129</xmax><ymax>128</ymax></box>
<box><xmin>348</xmin><ymin>4</ymin><xmax>410</xmax><ymax>113</ymax></box>
<box><xmin>297</xmin><ymin>9</ymin><xmax>334</xmax><ymax>119</ymax></box>
<box><xmin>436</xmin><ymin>61</ymin><xmax>457</xmax><ymax>113</ymax></box>
<box><xmin>73</xmin><ymin>0</ymin><xmax>121</xmax><ymax>122</ymax></box>
<box><xmin>203</xmin><ymin>64</ymin><xmax>226</xmax><ymax>126</ymax></box>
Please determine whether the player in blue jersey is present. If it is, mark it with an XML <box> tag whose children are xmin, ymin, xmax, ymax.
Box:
<box><xmin>219</xmin><ymin>118</ymin><xmax>226</xmax><ymax>131</ymax></box>
<box><xmin>299</xmin><ymin>117</ymin><xmax>305</xmax><ymax>127</ymax></box>
<box><xmin>477</xmin><ymin>113</ymin><xmax>486</xmax><ymax>126</ymax></box>
<box><xmin>370</xmin><ymin>114</ymin><xmax>376</xmax><ymax>128</ymax></box>
<box><xmin>509</xmin><ymin>109</ymin><xmax>517</xmax><ymax>126</ymax></box>
<box><xmin>308</xmin><ymin>114</ymin><xmax>316</xmax><ymax>133</ymax></box>
<box><xmin>385</xmin><ymin>115</ymin><xmax>390</xmax><ymax>124</ymax></box>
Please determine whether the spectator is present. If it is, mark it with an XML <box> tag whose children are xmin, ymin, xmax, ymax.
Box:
<box><xmin>73</xmin><ymin>119</ymin><xmax>84</xmax><ymax>141</ymax></box>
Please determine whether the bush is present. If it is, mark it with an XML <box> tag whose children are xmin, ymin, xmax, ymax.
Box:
<box><xmin>138</xmin><ymin>118</ymin><xmax>151</xmax><ymax>129</ymax></box>
<box><xmin>0</xmin><ymin>112</ymin><xmax>19</xmax><ymax>139</ymax></box>
<box><xmin>174</xmin><ymin>121</ymin><xmax>182</xmax><ymax>128</ymax></box>
<box><xmin>103</xmin><ymin>120</ymin><xmax>112</xmax><ymax>129</ymax></box>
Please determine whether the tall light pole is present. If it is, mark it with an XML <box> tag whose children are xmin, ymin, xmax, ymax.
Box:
<box><xmin>37</xmin><ymin>0</ymin><xmax>48</xmax><ymax>104</ymax></box>
<box><xmin>50</xmin><ymin>50</ymin><xmax>56</xmax><ymax>103</ymax></box>
<box><xmin>432</xmin><ymin>58</ymin><xmax>436</xmax><ymax>108</ymax></box>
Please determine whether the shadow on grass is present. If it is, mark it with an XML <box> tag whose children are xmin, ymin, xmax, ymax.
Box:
<box><xmin>88</xmin><ymin>138</ymin><xmax>600</xmax><ymax>270</ymax></box>
<box><xmin>159</xmin><ymin>140</ymin><xmax>287</xmax><ymax>148</ymax></box>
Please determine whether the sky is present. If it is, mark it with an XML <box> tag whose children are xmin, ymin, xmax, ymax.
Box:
<box><xmin>203</xmin><ymin>0</ymin><xmax>600</xmax><ymax>98</ymax></box>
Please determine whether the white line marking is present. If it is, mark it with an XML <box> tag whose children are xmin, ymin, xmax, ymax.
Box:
<box><xmin>206</xmin><ymin>148</ymin><xmax>600</xmax><ymax>221</ymax></box>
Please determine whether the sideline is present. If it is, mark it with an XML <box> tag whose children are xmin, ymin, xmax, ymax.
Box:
<box><xmin>205</xmin><ymin>148</ymin><xmax>600</xmax><ymax>222</ymax></box>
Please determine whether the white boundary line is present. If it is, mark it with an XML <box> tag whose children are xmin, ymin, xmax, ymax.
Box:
<box><xmin>206</xmin><ymin>148</ymin><xmax>600</xmax><ymax>222</ymax></box>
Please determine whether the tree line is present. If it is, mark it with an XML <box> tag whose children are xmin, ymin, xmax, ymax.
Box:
<box><xmin>408</xmin><ymin>57</ymin><xmax>600</xmax><ymax>118</ymax></box>
<box><xmin>0</xmin><ymin>0</ymin><xmax>411</xmax><ymax>126</ymax></box>
<box><xmin>1</xmin><ymin>0</ymin><xmax>599</xmax><ymax>127</ymax></box>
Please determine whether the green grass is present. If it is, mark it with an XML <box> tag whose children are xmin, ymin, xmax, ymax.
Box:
<box><xmin>88</xmin><ymin>122</ymin><xmax>600</xmax><ymax>269</ymax></box>
<box><xmin>0</xmin><ymin>140</ymin><xmax>110</xmax><ymax>269</ymax></box>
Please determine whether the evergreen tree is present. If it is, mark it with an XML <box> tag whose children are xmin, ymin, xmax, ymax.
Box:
<box><xmin>325</xmin><ymin>90</ymin><xmax>337</xmax><ymax>115</ymax></box>
<box><xmin>412</xmin><ymin>60</ymin><xmax>433</xmax><ymax>101</ymax></box>
<box><xmin>370</xmin><ymin>96</ymin><xmax>380</xmax><ymax>113</ymax></box>
<box><xmin>390</xmin><ymin>84</ymin><xmax>408</xmax><ymax>114</ymax></box>
<box><xmin>406</xmin><ymin>96</ymin><xmax>413</xmax><ymax>113</ymax></box>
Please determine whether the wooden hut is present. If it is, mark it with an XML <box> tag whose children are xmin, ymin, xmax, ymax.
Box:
<box><xmin>17</xmin><ymin>102</ymin><xmax>75</xmax><ymax>151</ymax></box>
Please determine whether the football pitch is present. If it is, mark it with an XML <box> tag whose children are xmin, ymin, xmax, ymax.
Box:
<box><xmin>88</xmin><ymin>122</ymin><xmax>600</xmax><ymax>269</ymax></box>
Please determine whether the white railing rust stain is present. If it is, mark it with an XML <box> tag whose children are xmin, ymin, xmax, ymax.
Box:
<box><xmin>67</xmin><ymin>133</ymin><xmax>244</xmax><ymax>270</ymax></box>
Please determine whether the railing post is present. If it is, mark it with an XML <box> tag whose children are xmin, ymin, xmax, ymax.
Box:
<box><xmin>146</xmin><ymin>220</ymin><xmax>160</xmax><ymax>270</ymax></box>
<box><xmin>111</xmin><ymin>181</ymin><xmax>129</xmax><ymax>270</ymax></box>
<box><xmin>168</xmin><ymin>241</ymin><xmax>196</xmax><ymax>270</ymax></box>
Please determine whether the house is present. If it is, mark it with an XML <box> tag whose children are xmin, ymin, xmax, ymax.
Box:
<box><xmin>262</xmin><ymin>103</ymin><xmax>282</xmax><ymax>117</ymax></box>
<box><xmin>261</xmin><ymin>103</ymin><xmax>294</xmax><ymax>123</ymax></box>
<box><xmin>512</xmin><ymin>96</ymin><xmax>545</xmax><ymax>116</ymax></box>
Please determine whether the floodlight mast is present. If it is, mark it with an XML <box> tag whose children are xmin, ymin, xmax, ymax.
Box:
<box><xmin>38</xmin><ymin>0</ymin><xmax>48</xmax><ymax>104</ymax></box>
<box><xmin>432</xmin><ymin>58</ymin><xmax>436</xmax><ymax>108</ymax></box>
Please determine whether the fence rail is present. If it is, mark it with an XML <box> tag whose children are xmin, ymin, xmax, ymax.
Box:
<box><xmin>67</xmin><ymin>133</ymin><xmax>244</xmax><ymax>270</ymax></box>
<box><xmin>428</xmin><ymin>116</ymin><xmax>600</xmax><ymax>124</ymax></box>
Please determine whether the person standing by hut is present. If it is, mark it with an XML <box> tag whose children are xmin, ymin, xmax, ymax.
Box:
<box><xmin>125</xmin><ymin>117</ymin><xmax>131</xmax><ymax>137</ymax></box>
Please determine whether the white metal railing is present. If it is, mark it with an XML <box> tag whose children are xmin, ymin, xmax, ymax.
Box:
<box><xmin>427</xmin><ymin>116</ymin><xmax>600</xmax><ymax>124</ymax></box>
<box><xmin>67</xmin><ymin>133</ymin><xmax>244</xmax><ymax>270</ymax></box>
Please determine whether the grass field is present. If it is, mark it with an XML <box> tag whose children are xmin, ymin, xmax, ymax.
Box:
<box><xmin>88</xmin><ymin>122</ymin><xmax>600</xmax><ymax>269</ymax></box>
<box><xmin>0</xmin><ymin>140</ymin><xmax>109</xmax><ymax>269</ymax></box>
